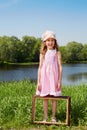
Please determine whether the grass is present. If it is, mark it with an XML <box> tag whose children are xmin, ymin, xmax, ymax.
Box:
<box><xmin>0</xmin><ymin>62</ymin><xmax>39</xmax><ymax>66</ymax></box>
<box><xmin>0</xmin><ymin>80</ymin><xmax>87</xmax><ymax>130</ymax></box>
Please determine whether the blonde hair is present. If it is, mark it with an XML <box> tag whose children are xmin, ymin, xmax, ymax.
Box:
<box><xmin>40</xmin><ymin>39</ymin><xmax>59</xmax><ymax>55</ymax></box>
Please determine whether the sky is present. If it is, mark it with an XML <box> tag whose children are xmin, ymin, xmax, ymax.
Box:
<box><xmin>0</xmin><ymin>0</ymin><xmax>87</xmax><ymax>46</ymax></box>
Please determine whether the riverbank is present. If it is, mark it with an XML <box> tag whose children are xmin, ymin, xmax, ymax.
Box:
<box><xmin>0</xmin><ymin>80</ymin><xmax>87</xmax><ymax>130</ymax></box>
<box><xmin>0</xmin><ymin>61</ymin><xmax>87</xmax><ymax>66</ymax></box>
<box><xmin>0</xmin><ymin>62</ymin><xmax>39</xmax><ymax>66</ymax></box>
<box><xmin>2</xmin><ymin>61</ymin><xmax>87</xmax><ymax>68</ymax></box>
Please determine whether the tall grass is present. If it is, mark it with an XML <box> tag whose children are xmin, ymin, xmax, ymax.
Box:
<box><xmin>0</xmin><ymin>80</ymin><xmax>35</xmax><ymax>129</ymax></box>
<box><xmin>0</xmin><ymin>80</ymin><xmax>87</xmax><ymax>129</ymax></box>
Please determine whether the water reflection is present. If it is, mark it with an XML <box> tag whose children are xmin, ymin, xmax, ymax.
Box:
<box><xmin>67</xmin><ymin>72</ymin><xmax>87</xmax><ymax>81</ymax></box>
<box><xmin>62</xmin><ymin>64</ymin><xmax>87</xmax><ymax>85</ymax></box>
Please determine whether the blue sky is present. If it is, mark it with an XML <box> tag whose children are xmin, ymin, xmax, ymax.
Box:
<box><xmin>0</xmin><ymin>0</ymin><xmax>87</xmax><ymax>46</ymax></box>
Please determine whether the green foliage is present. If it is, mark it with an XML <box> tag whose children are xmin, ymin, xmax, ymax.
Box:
<box><xmin>81</xmin><ymin>44</ymin><xmax>87</xmax><ymax>61</ymax></box>
<box><xmin>0</xmin><ymin>36</ymin><xmax>41</xmax><ymax>63</ymax></box>
<box><xmin>0</xmin><ymin>80</ymin><xmax>87</xmax><ymax>129</ymax></box>
<box><xmin>64</xmin><ymin>41</ymin><xmax>83</xmax><ymax>63</ymax></box>
<box><xmin>0</xmin><ymin>35</ymin><xmax>87</xmax><ymax>64</ymax></box>
<box><xmin>60</xmin><ymin>46</ymin><xmax>66</xmax><ymax>63</ymax></box>
<box><xmin>32</xmin><ymin>38</ymin><xmax>41</xmax><ymax>62</ymax></box>
<box><xmin>0</xmin><ymin>80</ymin><xmax>36</xmax><ymax>128</ymax></box>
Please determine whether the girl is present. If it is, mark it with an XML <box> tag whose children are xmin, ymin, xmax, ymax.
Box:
<box><xmin>36</xmin><ymin>30</ymin><xmax>62</xmax><ymax>122</ymax></box>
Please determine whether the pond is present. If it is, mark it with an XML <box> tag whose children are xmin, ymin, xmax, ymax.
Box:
<box><xmin>0</xmin><ymin>63</ymin><xmax>87</xmax><ymax>85</ymax></box>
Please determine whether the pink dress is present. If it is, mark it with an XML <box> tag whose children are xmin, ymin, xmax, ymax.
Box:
<box><xmin>36</xmin><ymin>49</ymin><xmax>62</xmax><ymax>96</ymax></box>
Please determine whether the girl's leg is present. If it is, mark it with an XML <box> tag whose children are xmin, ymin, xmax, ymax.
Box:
<box><xmin>43</xmin><ymin>99</ymin><xmax>48</xmax><ymax>119</ymax></box>
<box><xmin>52</xmin><ymin>99</ymin><xmax>57</xmax><ymax>119</ymax></box>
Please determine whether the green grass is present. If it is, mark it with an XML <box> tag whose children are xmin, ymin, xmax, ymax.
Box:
<box><xmin>0</xmin><ymin>62</ymin><xmax>39</xmax><ymax>66</ymax></box>
<box><xmin>0</xmin><ymin>80</ymin><xmax>87</xmax><ymax>130</ymax></box>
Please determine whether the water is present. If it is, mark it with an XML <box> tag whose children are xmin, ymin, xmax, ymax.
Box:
<box><xmin>0</xmin><ymin>64</ymin><xmax>87</xmax><ymax>85</ymax></box>
<box><xmin>62</xmin><ymin>64</ymin><xmax>87</xmax><ymax>85</ymax></box>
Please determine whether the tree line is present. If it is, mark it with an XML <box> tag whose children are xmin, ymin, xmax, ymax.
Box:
<box><xmin>0</xmin><ymin>36</ymin><xmax>87</xmax><ymax>64</ymax></box>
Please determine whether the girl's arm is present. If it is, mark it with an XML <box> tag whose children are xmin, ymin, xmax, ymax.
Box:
<box><xmin>37</xmin><ymin>54</ymin><xmax>44</xmax><ymax>91</ymax></box>
<box><xmin>57</xmin><ymin>51</ymin><xmax>62</xmax><ymax>90</ymax></box>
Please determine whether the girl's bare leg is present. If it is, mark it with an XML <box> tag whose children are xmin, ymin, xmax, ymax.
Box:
<box><xmin>52</xmin><ymin>99</ymin><xmax>57</xmax><ymax>118</ymax></box>
<box><xmin>43</xmin><ymin>99</ymin><xmax>48</xmax><ymax>119</ymax></box>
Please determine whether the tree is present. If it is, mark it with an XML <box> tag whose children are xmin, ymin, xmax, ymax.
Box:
<box><xmin>0</xmin><ymin>36</ymin><xmax>22</xmax><ymax>63</ymax></box>
<box><xmin>22</xmin><ymin>36</ymin><xmax>37</xmax><ymax>62</ymax></box>
<box><xmin>0</xmin><ymin>36</ymin><xmax>10</xmax><ymax>62</ymax></box>
<box><xmin>32</xmin><ymin>38</ymin><xmax>41</xmax><ymax>62</ymax></box>
<box><xmin>81</xmin><ymin>44</ymin><xmax>87</xmax><ymax>61</ymax></box>
<box><xmin>65</xmin><ymin>41</ymin><xmax>83</xmax><ymax>63</ymax></box>
<box><xmin>60</xmin><ymin>46</ymin><xmax>66</xmax><ymax>63</ymax></box>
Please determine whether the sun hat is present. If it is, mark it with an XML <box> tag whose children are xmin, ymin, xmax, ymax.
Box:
<box><xmin>42</xmin><ymin>30</ymin><xmax>56</xmax><ymax>41</ymax></box>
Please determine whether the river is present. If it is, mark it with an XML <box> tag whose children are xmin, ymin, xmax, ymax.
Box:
<box><xmin>0</xmin><ymin>63</ymin><xmax>87</xmax><ymax>85</ymax></box>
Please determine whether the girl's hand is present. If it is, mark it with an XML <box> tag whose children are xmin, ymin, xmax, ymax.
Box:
<box><xmin>37</xmin><ymin>84</ymin><xmax>41</xmax><ymax>92</ymax></box>
<box><xmin>57</xmin><ymin>82</ymin><xmax>62</xmax><ymax>91</ymax></box>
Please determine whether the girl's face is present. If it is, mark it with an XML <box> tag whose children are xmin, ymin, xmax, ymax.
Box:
<box><xmin>45</xmin><ymin>38</ymin><xmax>55</xmax><ymax>50</ymax></box>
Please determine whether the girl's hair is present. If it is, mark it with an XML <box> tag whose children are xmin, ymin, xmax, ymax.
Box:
<box><xmin>40</xmin><ymin>39</ymin><xmax>59</xmax><ymax>55</ymax></box>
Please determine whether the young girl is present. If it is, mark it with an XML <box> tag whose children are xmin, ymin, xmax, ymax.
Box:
<box><xmin>36</xmin><ymin>30</ymin><xmax>62</xmax><ymax>122</ymax></box>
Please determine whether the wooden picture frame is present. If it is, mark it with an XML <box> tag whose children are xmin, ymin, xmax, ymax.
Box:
<box><xmin>31</xmin><ymin>95</ymin><xmax>71</xmax><ymax>126</ymax></box>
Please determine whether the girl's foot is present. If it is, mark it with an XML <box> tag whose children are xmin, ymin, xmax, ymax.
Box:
<box><xmin>42</xmin><ymin>117</ymin><xmax>48</xmax><ymax>123</ymax></box>
<box><xmin>42</xmin><ymin>118</ymin><xmax>47</xmax><ymax>123</ymax></box>
<box><xmin>51</xmin><ymin>117</ymin><xmax>57</xmax><ymax>122</ymax></box>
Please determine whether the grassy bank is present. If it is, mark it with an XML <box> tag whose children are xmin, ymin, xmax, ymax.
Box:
<box><xmin>0</xmin><ymin>80</ymin><xmax>87</xmax><ymax>130</ymax></box>
<box><xmin>0</xmin><ymin>62</ymin><xmax>39</xmax><ymax>66</ymax></box>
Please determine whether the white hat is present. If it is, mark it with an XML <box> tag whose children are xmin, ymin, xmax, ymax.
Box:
<box><xmin>42</xmin><ymin>30</ymin><xmax>56</xmax><ymax>41</ymax></box>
